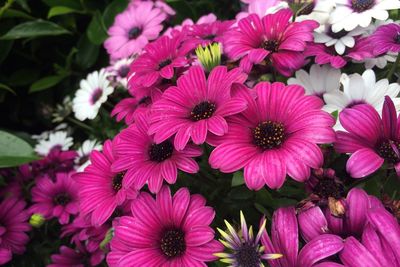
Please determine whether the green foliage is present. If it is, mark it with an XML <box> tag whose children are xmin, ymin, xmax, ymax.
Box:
<box><xmin>0</xmin><ymin>130</ymin><xmax>38</xmax><ymax>167</ymax></box>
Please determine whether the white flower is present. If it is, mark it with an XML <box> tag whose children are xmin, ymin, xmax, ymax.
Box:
<box><xmin>236</xmin><ymin>0</ymin><xmax>288</xmax><ymax>21</ymax></box>
<box><xmin>296</xmin><ymin>0</ymin><xmax>335</xmax><ymax>32</ymax></box>
<box><xmin>72</xmin><ymin>69</ymin><xmax>114</xmax><ymax>121</ymax></box>
<box><xmin>288</xmin><ymin>64</ymin><xmax>341</xmax><ymax>98</ymax></box>
<box><xmin>361</xmin><ymin>51</ymin><xmax>397</xmax><ymax>69</ymax></box>
<box><xmin>34</xmin><ymin>131</ymin><xmax>73</xmax><ymax>156</ymax></box>
<box><xmin>323</xmin><ymin>69</ymin><xmax>400</xmax><ymax>128</ymax></box>
<box><xmin>314</xmin><ymin>26</ymin><xmax>367</xmax><ymax>54</ymax></box>
<box><xmin>107</xmin><ymin>57</ymin><xmax>134</xmax><ymax>88</ymax></box>
<box><xmin>75</xmin><ymin>139</ymin><xmax>102</xmax><ymax>172</ymax></box>
<box><xmin>31</xmin><ymin>123</ymin><xmax>69</xmax><ymax>140</ymax></box>
<box><xmin>330</xmin><ymin>0</ymin><xmax>400</xmax><ymax>32</ymax></box>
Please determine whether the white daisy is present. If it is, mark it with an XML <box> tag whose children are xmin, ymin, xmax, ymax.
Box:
<box><xmin>34</xmin><ymin>131</ymin><xmax>73</xmax><ymax>156</ymax></box>
<box><xmin>75</xmin><ymin>139</ymin><xmax>102</xmax><ymax>172</ymax></box>
<box><xmin>72</xmin><ymin>69</ymin><xmax>114</xmax><ymax>121</ymax></box>
<box><xmin>31</xmin><ymin>123</ymin><xmax>69</xmax><ymax>141</ymax></box>
<box><xmin>106</xmin><ymin>57</ymin><xmax>134</xmax><ymax>88</ymax></box>
<box><xmin>323</xmin><ymin>69</ymin><xmax>400</xmax><ymax>129</ymax></box>
<box><xmin>288</xmin><ymin>64</ymin><xmax>341</xmax><ymax>99</ymax></box>
<box><xmin>296</xmin><ymin>0</ymin><xmax>335</xmax><ymax>32</ymax></box>
<box><xmin>329</xmin><ymin>0</ymin><xmax>400</xmax><ymax>32</ymax></box>
<box><xmin>314</xmin><ymin>26</ymin><xmax>367</xmax><ymax>54</ymax></box>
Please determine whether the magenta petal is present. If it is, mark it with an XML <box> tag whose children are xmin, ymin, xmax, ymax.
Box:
<box><xmin>346</xmin><ymin>148</ymin><xmax>384</xmax><ymax>178</ymax></box>
<box><xmin>382</xmin><ymin>96</ymin><xmax>397</xmax><ymax>139</ymax></box>
<box><xmin>297</xmin><ymin>234</ymin><xmax>344</xmax><ymax>267</ymax></box>
<box><xmin>243</xmin><ymin>155</ymin><xmax>267</xmax><ymax>191</ymax></box>
<box><xmin>185</xmin><ymin>226</ymin><xmax>214</xmax><ymax>246</ymax></box>
<box><xmin>298</xmin><ymin>206</ymin><xmax>329</xmax><ymax>242</ymax></box>
<box><xmin>191</xmin><ymin>120</ymin><xmax>208</xmax><ymax>145</ymax></box>
<box><xmin>207</xmin><ymin>116</ymin><xmax>228</xmax><ymax>136</ymax></box>
<box><xmin>262</xmin><ymin>151</ymin><xmax>286</xmax><ymax>189</ymax></box>
<box><xmin>346</xmin><ymin>188</ymin><xmax>369</xmax><ymax>236</ymax></box>
<box><xmin>366</xmin><ymin>207</ymin><xmax>400</xmax><ymax>261</ymax></box>
<box><xmin>271</xmin><ymin>207</ymin><xmax>298</xmax><ymax>267</ymax></box>
<box><xmin>362</xmin><ymin>224</ymin><xmax>394</xmax><ymax>267</ymax></box>
<box><xmin>339</xmin><ymin>237</ymin><xmax>381</xmax><ymax>267</ymax></box>
<box><xmin>160</xmin><ymin>65</ymin><xmax>174</xmax><ymax>79</ymax></box>
<box><xmin>313</xmin><ymin>263</ymin><xmax>345</xmax><ymax>267</ymax></box>
<box><xmin>118</xmin><ymin>248</ymin><xmax>167</xmax><ymax>267</ymax></box>
<box><xmin>0</xmin><ymin>248</ymin><xmax>12</xmax><ymax>265</ymax></box>
<box><xmin>248</xmin><ymin>48</ymin><xmax>269</xmax><ymax>64</ymax></box>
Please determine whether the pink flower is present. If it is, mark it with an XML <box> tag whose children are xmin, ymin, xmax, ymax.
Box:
<box><xmin>305</xmin><ymin>37</ymin><xmax>373</xmax><ymax>69</ymax></box>
<box><xmin>111</xmin><ymin>113</ymin><xmax>202</xmax><ymax>193</ymax></box>
<box><xmin>107</xmin><ymin>186</ymin><xmax>222</xmax><ymax>267</ymax></box>
<box><xmin>31</xmin><ymin>148</ymin><xmax>77</xmax><ymax>179</ymax></box>
<box><xmin>30</xmin><ymin>172</ymin><xmax>79</xmax><ymax>224</ymax></box>
<box><xmin>236</xmin><ymin>0</ymin><xmax>288</xmax><ymax>20</ymax></box>
<box><xmin>48</xmin><ymin>246</ymin><xmax>86</xmax><ymax>267</ymax></box>
<box><xmin>73</xmin><ymin>140</ymin><xmax>138</xmax><ymax>227</ymax></box>
<box><xmin>297</xmin><ymin>188</ymin><xmax>400</xmax><ymax>266</ymax></box>
<box><xmin>0</xmin><ymin>197</ymin><xmax>31</xmax><ymax>265</ymax></box>
<box><xmin>224</xmin><ymin>9</ymin><xmax>318</xmax><ymax>76</ymax></box>
<box><xmin>149</xmin><ymin>66</ymin><xmax>248</xmax><ymax>150</ymax></box>
<box><xmin>104</xmin><ymin>1</ymin><xmax>166</xmax><ymax>60</ymax></box>
<box><xmin>370</xmin><ymin>23</ymin><xmax>400</xmax><ymax>55</ymax></box>
<box><xmin>209</xmin><ymin>82</ymin><xmax>336</xmax><ymax>190</ymax></box>
<box><xmin>180</xmin><ymin>20</ymin><xmax>234</xmax><ymax>52</ymax></box>
<box><xmin>335</xmin><ymin>96</ymin><xmax>400</xmax><ymax>178</ymax></box>
<box><xmin>262</xmin><ymin>207</ymin><xmax>345</xmax><ymax>267</ymax></box>
<box><xmin>128</xmin><ymin>35</ymin><xmax>188</xmax><ymax>88</ymax></box>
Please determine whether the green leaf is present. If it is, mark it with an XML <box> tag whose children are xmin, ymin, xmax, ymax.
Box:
<box><xmin>0</xmin><ymin>40</ymin><xmax>13</xmax><ymax>64</ymax></box>
<box><xmin>76</xmin><ymin>35</ymin><xmax>99</xmax><ymax>69</ymax></box>
<box><xmin>42</xmin><ymin>0</ymin><xmax>82</xmax><ymax>9</ymax></box>
<box><xmin>0</xmin><ymin>83</ymin><xmax>16</xmax><ymax>95</ymax></box>
<box><xmin>0</xmin><ymin>131</ymin><xmax>38</xmax><ymax>168</ymax></box>
<box><xmin>3</xmin><ymin>9</ymin><xmax>35</xmax><ymax>20</ymax></box>
<box><xmin>103</xmin><ymin>0</ymin><xmax>129</xmax><ymax>27</ymax></box>
<box><xmin>47</xmin><ymin>6</ymin><xmax>81</xmax><ymax>18</ymax></box>
<box><xmin>15</xmin><ymin>0</ymin><xmax>30</xmax><ymax>12</ymax></box>
<box><xmin>0</xmin><ymin>20</ymin><xmax>70</xmax><ymax>40</ymax></box>
<box><xmin>8</xmin><ymin>68</ymin><xmax>40</xmax><ymax>86</ymax></box>
<box><xmin>86</xmin><ymin>11</ymin><xmax>107</xmax><ymax>45</ymax></box>
<box><xmin>29</xmin><ymin>74</ymin><xmax>67</xmax><ymax>93</ymax></box>
<box><xmin>231</xmin><ymin>171</ymin><xmax>244</xmax><ymax>187</ymax></box>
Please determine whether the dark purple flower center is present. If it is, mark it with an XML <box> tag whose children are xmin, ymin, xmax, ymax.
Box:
<box><xmin>158</xmin><ymin>59</ymin><xmax>172</xmax><ymax>69</ymax></box>
<box><xmin>190</xmin><ymin>101</ymin><xmax>216</xmax><ymax>121</ymax></box>
<box><xmin>253</xmin><ymin>121</ymin><xmax>285</xmax><ymax>149</ymax></box>
<box><xmin>54</xmin><ymin>193</ymin><xmax>70</xmax><ymax>206</ymax></box>
<box><xmin>78</xmin><ymin>155</ymin><xmax>89</xmax><ymax>166</ymax></box>
<box><xmin>327</xmin><ymin>27</ymin><xmax>348</xmax><ymax>39</ymax></box>
<box><xmin>351</xmin><ymin>0</ymin><xmax>375</xmax><ymax>13</ymax></box>
<box><xmin>118</xmin><ymin>65</ymin><xmax>130</xmax><ymax>78</ymax></box>
<box><xmin>148</xmin><ymin>141</ymin><xmax>174</xmax><ymax>162</ymax></box>
<box><xmin>91</xmin><ymin>88</ymin><xmax>103</xmax><ymax>105</ymax></box>
<box><xmin>128</xmin><ymin>27</ymin><xmax>142</xmax><ymax>39</ymax></box>
<box><xmin>261</xmin><ymin>39</ymin><xmax>279</xmax><ymax>52</ymax></box>
<box><xmin>345</xmin><ymin>100</ymin><xmax>366</xmax><ymax>109</ymax></box>
<box><xmin>314</xmin><ymin>178</ymin><xmax>345</xmax><ymax>199</ymax></box>
<box><xmin>160</xmin><ymin>229</ymin><xmax>186</xmax><ymax>258</ymax></box>
<box><xmin>204</xmin><ymin>34</ymin><xmax>216</xmax><ymax>40</ymax></box>
<box><xmin>298</xmin><ymin>2</ymin><xmax>315</xmax><ymax>16</ymax></box>
<box><xmin>138</xmin><ymin>96</ymin><xmax>151</xmax><ymax>106</ymax></box>
<box><xmin>112</xmin><ymin>172</ymin><xmax>125</xmax><ymax>192</ymax></box>
<box><xmin>377</xmin><ymin>140</ymin><xmax>400</xmax><ymax>163</ymax></box>
<box><xmin>235</xmin><ymin>243</ymin><xmax>261</xmax><ymax>267</ymax></box>
<box><xmin>394</xmin><ymin>33</ymin><xmax>400</xmax><ymax>44</ymax></box>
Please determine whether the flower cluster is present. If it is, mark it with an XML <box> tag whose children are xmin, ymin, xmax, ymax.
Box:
<box><xmin>1</xmin><ymin>0</ymin><xmax>400</xmax><ymax>266</ymax></box>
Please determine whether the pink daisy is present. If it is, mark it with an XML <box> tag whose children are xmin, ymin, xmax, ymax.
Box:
<box><xmin>73</xmin><ymin>140</ymin><xmax>138</xmax><ymax>227</ymax></box>
<box><xmin>128</xmin><ymin>35</ymin><xmax>188</xmax><ymax>88</ymax></box>
<box><xmin>0</xmin><ymin>197</ymin><xmax>31</xmax><ymax>265</ymax></box>
<box><xmin>370</xmin><ymin>23</ymin><xmax>400</xmax><ymax>55</ymax></box>
<box><xmin>305</xmin><ymin>37</ymin><xmax>373</xmax><ymax>69</ymax></box>
<box><xmin>335</xmin><ymin>96</ymin><xmax>400</xmax><ymax>178</ymax></box>
<box><xmin>104</xmin><ymin>1</ymin><xmax>166</xmax><ymax>60</ymax></box>
<box><xmin>209</xmin><ymin>82</ymin><xmax>336</xmax><ymax>190</ymax></box>
<box><xmin>30</xmin><ymin>172</ymin><xmax>79</xmax><ymax>224</ymax></box>
<box><xmin>223</xmin><ymin>9</ymin><xmax>318</xmax><ymax>76</ymax></box>
<box><xmin>111</xmin><ymin>113</ymin><xmax>202</xmax><ymax>193</ymax></box>
<box><xmin>48</xmin><ymin>246</ymin><xmax>87</xmax><ymax>267</ymax></box>
<box><xmin>180</xmin><ymin>20</ymin><xmax>235</xmax><ymax>52</ymax></box>
<box><xmin>149</xmin><ymin>66</ymin><xmax>247</xmax><ymax>150</ymax></box>
<box><xmin>31</xmin><ymin>148</ymin><xmax>77</xmax><ymax>179</ymax></box>
<box><xmin>107</xmin><ymin>186</ymin><xmax>223</xmax><ymax>267</ymax></box>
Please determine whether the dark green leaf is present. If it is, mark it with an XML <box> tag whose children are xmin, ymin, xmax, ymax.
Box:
<box><xmin>3</xmin><ymin>9</ymin><xmax>35</xmax><ymax>19</ymax></box>
<box><xmin>29</xmin><ymin>75</ymin><xmax>67</xmax><ymax>93</ymax></box>
<box><xmin>15</xmin><ymin>0</ymin><xmax>30</xmax><ymax>12</ymax></box>
<box><xmin>86</xmin><ymin>11</ymin><xmax>107</xmax><ymax>45</ymax></box>
<box><xmin>103</xmin><ymin>0</ymin><xmax>129</xmax><ymax>27</ymax></box>
<box><xmin>76</xmin><ymin>35</ymin><xmax>99</xmax><ymax>69</ymax></box>
<box><xmin>41</xmin><ymin>0</ymin><xmax>82</xmax><ymax>10</ymax></box>
<box><xmin>0</xmin><ymin>20</ymin><xmax>70</xmax><ymax>40</ymax></box>
<box><xmin>228</xmin><ymin>186</ymin><xmax>254</xmax><ymax>200</ymax></box>
<box><xmin>0</xmin><ymin>40</ymin><xmax>13</xmax><ymax>64</ymax></box>
<box><xmin>0</xmin><ymin>130</ymin><xmax>38</xmax><ymax>168</ymax></box>
<box><xmin>231</xmin><ymin>171</ymin><xmax>244</xmax><ymax>187</ymax></box>
<box><xmin>8</xmin><ymin>68</ymin><xmax>40</xmax><ymax>86</ymax></box>
<box><xmin>0</xmin><ymin>83</ymin><xmax>16</xmax><ymax>95</ymax></box>
<box><xmin>47</xmin><ymin>6</ymin><xmax>82</xmax><ymax>18</ymax></box>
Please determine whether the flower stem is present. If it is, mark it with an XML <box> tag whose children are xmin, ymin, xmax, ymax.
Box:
<box><xmin>387</xmin><ymin>53</ymin><xmax>400</xmax><ymax>80</ymax></box>
<box><xmin>66</xmin><ymin>117</ymin><xmax>94</xmax><ymax>132</ymax></box>
<box><xmin>0</xmin><ymin>0</ymin><xmax>15</xmax><ymax>18</ymax></box>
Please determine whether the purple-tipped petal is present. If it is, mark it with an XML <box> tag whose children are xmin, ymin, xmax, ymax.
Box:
<box><xmin>298</xmin><ymin>206</ymin><xmax>329</xmax><ymax>242</ymax></box>
<box><xmin>346</xmin><ymin>188</ymin><xmax>369</xmax><ymax>236</ymax></box>
<box><xmin>346</xmin><ymin>148</ymin><xmax>384</xmax><ymax>178</ymax></box>
<box><xmin>339</xmin><ymin>237</ymin><xmax>381</xmax><ymax>267</ymax></box>
<box><xmin>382</xmin><ymin>96</ymin><xmax>398</xmax><ymax>139</ymax></box>
<box><xmin>297</xmin><ymin>234</ymin><xmax>344</xmax><ymax>267</ymax></box>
